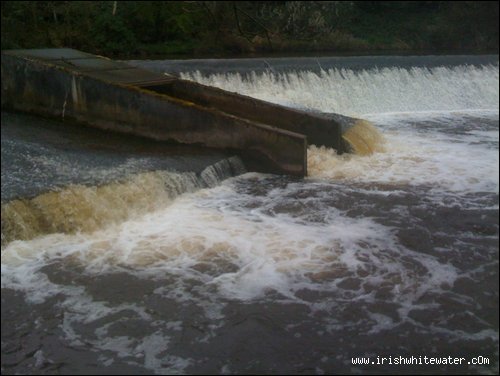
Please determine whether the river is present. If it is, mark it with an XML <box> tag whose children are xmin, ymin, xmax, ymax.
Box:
<box><xmin>1</xmin><ymin>55</ymin><xmax>498</xmax><ymax>374</ymax></box>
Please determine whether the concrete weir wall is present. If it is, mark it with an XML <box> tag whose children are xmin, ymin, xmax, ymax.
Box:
<box><xmin>141</xmin><ymin>79</ymin><xmax>346</xmax><ymax>152</ymax></box>
<box><xmin>1</xmin><ymin>49</ymin><xmax>343</xmax><ymax>176</ymax></box>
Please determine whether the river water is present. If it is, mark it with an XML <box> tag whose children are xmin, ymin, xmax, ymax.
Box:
<box><xmin>1</xmin><ymin>56</ymin><xmax>499</xmax><ymax>374</ymax></box>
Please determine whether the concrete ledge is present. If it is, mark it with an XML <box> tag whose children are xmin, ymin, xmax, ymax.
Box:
<box><xmin>1</xmin><ymin>50</ymin><xmax>307</xmax><ymax>176</ymax></box>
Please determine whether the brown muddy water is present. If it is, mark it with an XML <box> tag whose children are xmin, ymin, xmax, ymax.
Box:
<box><xmin>1</xmin><ymin>56</ymin><xmax>499</xmax><ymax>374</ymax></box>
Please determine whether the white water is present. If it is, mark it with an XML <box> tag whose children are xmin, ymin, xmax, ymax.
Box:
<box><xmin>309</xmin><ymin>110</ymin><xmax>499</xmax><ymax>194</ymax></box>
<box><xmin>1</xmin><ymin>157</ymin><xmax>246</xmax><ymax>243</ymax></box>
<box><xmin>182</xmin><ymin>64</ymin><xmax>499</xmax><ymax>116</ymax></box>
<box><xmin>182</xmin><ymin>65</ymin><xmax>499</xmax><ymax>193</ymax></box>
<box><xmin>2</xmin><ymin>61</ymin><xmax>499</xmax><ymax>374</ymax></box>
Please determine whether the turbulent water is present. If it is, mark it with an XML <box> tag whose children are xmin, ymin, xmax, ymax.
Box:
<box><xmin>181</xmin><ymin>64</ymin><xmax>499</xmax><ymax>116</ymax></box>
<box><xmin>2</xmin><ymin>56</ymin><xmax>499</xmax><ymax>374</ymax></box>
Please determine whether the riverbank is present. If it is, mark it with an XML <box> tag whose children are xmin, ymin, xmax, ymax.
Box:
<box><xmin>2</xmin><ymin>2</ymin><xmax>498</xmax><ymax>59</ymax></box>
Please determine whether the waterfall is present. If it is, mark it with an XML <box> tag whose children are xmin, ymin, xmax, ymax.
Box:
<box><xmin>1</xmin><ymin>157</ymin><xmax>245</xmax><ymax>244</ymax></box>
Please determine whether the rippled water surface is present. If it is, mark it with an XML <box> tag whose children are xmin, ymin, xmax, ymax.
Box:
<box><xmin>2</xmin><ymin>56</ymin><xmax>499</xmax><ymax>374</ymax></box>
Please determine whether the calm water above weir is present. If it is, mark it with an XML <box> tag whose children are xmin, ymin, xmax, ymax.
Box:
<box><xmin>1</xmin><ymin>55</ymin><xmax>499</xmax><ymax>374</ymax></box>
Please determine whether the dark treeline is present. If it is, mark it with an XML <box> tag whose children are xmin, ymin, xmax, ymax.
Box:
<box><xmin>1</xmin><ymin>1</ymin><xmax>498</xmax><ymax>58</ymax></box>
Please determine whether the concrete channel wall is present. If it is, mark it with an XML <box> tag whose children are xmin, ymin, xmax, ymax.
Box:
<box><xmin>1</xmin><ymin>48</ymin><xmax>351</xmax><ymax>176</ymax></box>
<box><xmin>1</xmin><ymin>49</ymin><xmax>307</xmax><ymax>176</ymax></box>
<box><xmin>141</xmin><ymin>79</ymin><xmax>346</xmax><ymax>153</ymax></box>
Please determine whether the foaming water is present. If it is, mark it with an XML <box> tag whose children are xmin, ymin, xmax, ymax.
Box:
<box><xmin>1</xmin><ymin>157</ymin><xmax>245</xmax><ymax>244</ymax></box>
<box><xmin>181</xmin><ymin>64</ymin><xmax>499</xmax><ymax>116</ymax></box>
<box><xmin>1</xmin><ymin>174</ymin><xmax>458</xmax><ymax>303</ymax></box>
<box><xmin>2</xmin><ymin>59</ymin><xmax>499</xmax><ymax>374</ymax></box>
<box><xmin>308</xmin><ymin>111</ymin><xmax>499</xmax><ymax>193</ymax></box>
<box><xmin>182</xmin><ymin>64</ymin><xmax>498</xmax><ymax>171</ymax></box>
<box><xmin>2</xmin><ymin>167</ymin><xmax>498</xmax><ymax>372</ymax></box>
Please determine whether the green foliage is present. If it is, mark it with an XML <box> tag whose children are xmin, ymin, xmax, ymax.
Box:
<box><xmin>91</xmin><ymin>12</ymin><xmax>137</xmax><ymax>55</ymax></box>
<box><xmin>1</xmin><ymin>1</ymin><xmax>498</xmax><ymax>57</ymax></box>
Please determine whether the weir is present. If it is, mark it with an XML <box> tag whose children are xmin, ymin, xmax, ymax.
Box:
<box><xmin>1</xmin><ymin>48</ymin><xmax>358</xmax><ymax>177</ymax></box>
